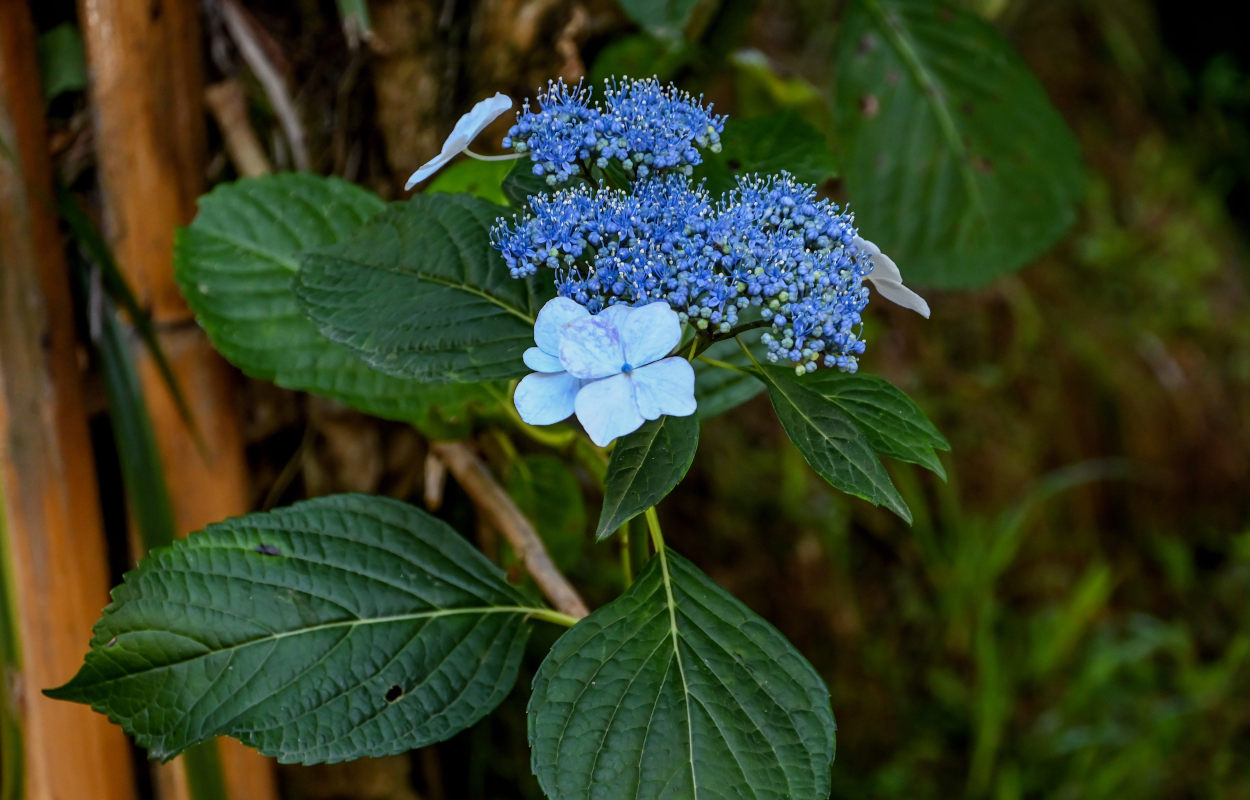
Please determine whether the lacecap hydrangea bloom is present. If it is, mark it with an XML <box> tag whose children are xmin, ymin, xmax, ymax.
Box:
<box><xmin>408</xmin><ymin>76</ymin><xmax>928</xmax><ymax>441</ymax></box>
<box><xmin>493</xmin><ymin>170</ymin><xmax>908</xmax><ymax>373</ymax></box>
<box><xmin>503</xmin><ymin>78</ymin><xmax>725</xmax><ymax>184</ymax></box>
<box><xmin>515</xmin><ymin>297</ymin><xmax>695</xmax><ymax>446</ymax></box>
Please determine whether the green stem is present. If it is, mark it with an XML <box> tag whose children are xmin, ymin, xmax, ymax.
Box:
<box><xmin>714</xmin><ymin>319</ymin><xmax>770</xmax><ymax>342</ymax></box>
<box><xmin>645</xmin><ymin>507</ymin><xmax>665</xmax><ymax>555</ymax></box>
<box><xmin>696</xmin><ymin>355</ymin><xmax>754</xmax><ymax>376</ymax></box>
<box><xmin>737</xmin><ymin>336</ymin><xmax>765</xmax><ymax>370</ymax></box>
<box><xmin>526</xmin><ymin>608</ymin><xmax>582</xmax><ymax>627</ymax></box>
<box><xmin>463</xmin><ymin>149</ymin><xmax>525</xmax><ymax>162</ymax></box>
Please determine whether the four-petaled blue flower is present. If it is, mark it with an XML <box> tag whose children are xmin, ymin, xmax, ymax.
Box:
<box><xmin>514</xmin><ymin>298</ymin><xmax>696</xmax><ymax>446</ymax></box>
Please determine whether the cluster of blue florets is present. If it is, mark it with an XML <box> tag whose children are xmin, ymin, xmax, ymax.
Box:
<box><xmin>502</xmin><ymin>78</ymin><xmax>726</xmax><ymax>185</ymax></box>
<box><xmin>493</xmin><ymin>76</ymin><xmax>871</xmax><ymax>374</ymax></box>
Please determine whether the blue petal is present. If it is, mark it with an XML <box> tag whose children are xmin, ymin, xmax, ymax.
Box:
<box><xmin>621</xmin><ymin>301</ymin><xmax>681</xmax><ymax>366</ymax></box>
<box><xmin>574</xmin><ymin>374</ymin><xmax>645</xmax><ymax>447</ymax></box>
<box><xmin>558</xmin><ymin>318</ymin><xmax>625</xmax><ymax>380</ymax></box>
<box><xmin>630</xmin><ymin>357</ymin><xmax>696</xmax><ymax>420</ymax></box>
<box><xmin>594</xmin><ymin>303</ymin><xmax>634</xmax><ymax>330</ymax></box>
<box><xmin>534</xmin><ymin>297</ymin><xmax>591</xmax><ymax>354</ymax></box>
<box><xmin>514</xmin><ymin>372</ymin><xmax>579</xmax><ymax>425</ymax></box>
<box><xmin>523</xmin><ymin>347</ymin><xmax>564</xmax><ymax>373</ymax></box>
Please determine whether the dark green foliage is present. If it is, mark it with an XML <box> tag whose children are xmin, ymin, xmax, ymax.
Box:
<box><xmin>833</xmin><ymin>0</ymin><xmax>1084</xmax><ymax>287</ymax></box>
<box><xmin>36</xmin><ymin>23</ymin><xmax>86</xmax><ymax>101</ymax></box>
<box><xmin>175</xmin><ymin>174</ymin><xmax>500</xmax><ymax>432</ymax></box>
<box><xmin>295</xmin><ymin>194</ymin><xmax>552</xmax><ymax>383</ymax></box>
<box><xmin>614</xmin><ymin>0</ymin><xmax>701</xmax><ymax>36</ymax></box>
<box><xmin>700</xmin><ymin>110</ymin><xmax>838</xmax><ymax>195</ymax></box>
<box><xmin>529</xmin><ymin>548</ymin><xmax>836</xmax><ymax>799</ymax></box>
<box><xmin>596</xmin><ymin>415</ymin><xmax>700</xmax><ymax>539</ymax></box>
<box><xmin>47</xmin><ymin>495</ymin><xmax>535</xmax><ymax>764</ymax></box>
<box><xmin>760</xmin><ymin>365</ymin><xmax>947</xmax><ymax>523</ymax></box>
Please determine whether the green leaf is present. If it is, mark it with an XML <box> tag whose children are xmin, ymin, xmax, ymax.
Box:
<box><xmin>175</xmin><ymin>174</ymin><xmax>499</xmax><ymax>431</ymax></box>
<box><xmin>46</xmin><ymin>495</ymin><xmax>539</xmax><ymax>764</ymax></box>
<box><xmin>693</xmin><ymin>334</ymin><xmax>765</xmax><ymax>419</ymax></box>
<box><xmin>615</xmin><ymin>0</ymin><xmax>700</xmax><ymax>36</ymax></box>
<box><xmin>596</xmin><ymin>415</ymin><xmax>699</xmax><ymax>540</ymax></box>
<box><xmin>698</xmin><ymin>111</ymin><xmax>838</xmax><ymax>196</ymax></box>
<box><xmin>529</xmin><ymin>547</ymin><xmax>836</xmax><ymax>799</ymax></box>
<box><xmin>833</xmin><ymin>0</ymin><xmax>1083</xmax><ymax>288</ymax></box>
<box><xmin>37</xmin><ymin>24</ymin><xmax>87</xmax><ymax>101</ymax></box>
<box><xmin>296</xmin><ymin>194</ymin><xmax>551</xmax><ymax>383</ymax></box>
<box><xmin>758</xmin><ymin>366</ymin><xmax>911</xmax><ymax>522</ymax></box>
<box><xmin>589</xmin><ymin>34</ymin><xmax>689</xmax><ymax>85</ymax></box>
<box><xmin>501</xmin><ymin>159</ymin><xmax>555</xmax><ymax>209</ymax></box>
<box><xmin>808</xmin><ymin>371</ymin><xmax>949</xmax><ymax>479</ymax></box>
<box><xmin>426</xmin><ymin>158</ymin><xmax>513</xmax><ymax>205</ymax></box>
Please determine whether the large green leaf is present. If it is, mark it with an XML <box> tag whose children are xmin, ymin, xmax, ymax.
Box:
<box><xmin>615</xmin><ymin>0</ymin><xmax>700</xmax><ymax>36</ymax></box>
<box><xmin>175</xmin><ymin>174</ymin><xmax>499</xmax><ymax>430</ymax></box>
<box><xmin>699</xmin><ymin>110</ymin><xmax>838</xmax><ymax>196</ymax></box>
<box><xmin>758</xmin><ymin>366</ymin><xmax>911</xmax><ymax>522</ymax></box>
<box><xmin>47</xmin><ymin>495</ymin><xmax>541</xmax><ymax>764</ymax></box>
<box><xmin>800</xmin><ymin>370</ymin><xmax>948</xmax><ymax>479</ymax></box>
<box><xmin>296</xmin><ymin>194</ymin><xmax>551</xmax><ymax>383</ymax></box>
<box><xmin>833</xmin><ymin>0</ymin><xmax>1083</xmax><ymax>288</ymax></box>
<box><xmin>596</xmin><ymin>415</ymin><xmax>699</xmax><ymax>540</ymax></box>
<box><xmin>529</xmin><ymin>547</ymin><xmax>836</xmax><ymax>799</ymax></box>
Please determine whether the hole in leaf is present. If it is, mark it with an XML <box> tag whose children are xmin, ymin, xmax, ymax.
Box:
<box><xmin>385</xmin><ymin>685</ymin><xmax>403</xmax><ymax>703</ymax></box>
<box><xmin>254</xmin><ymin>543</ymin><xmax>282</xmax><ymax>556</ymax></box>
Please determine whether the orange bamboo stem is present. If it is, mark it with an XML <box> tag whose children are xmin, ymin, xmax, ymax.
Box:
<box><xmin>76</xmin><ymin>0</ymin><xmax>279</xmax><ymax>796</ymax></box>
<box><xmin>0</xmin><ymin>3</ymin><xmax>136</xmax><ymax>798</ymax></box>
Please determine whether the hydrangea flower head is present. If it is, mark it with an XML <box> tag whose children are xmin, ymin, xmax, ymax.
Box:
<box><xmin>495</xmin><ymin>170</ymin><xmax>881</xmax><ymax>373</ymax></box>
<box><xmin>503</xmin><ymin>80</ymin><xmax>600</xmax><ymax>185</ymax></box>
<box><xmin>597</xmin><ymin>77</ymin><xmax>725</xmax><ymax>177</ymax></box>
<box><xmin>514</xmin><ymin>297</ymin><xmax>695</xmax><ymax>446</ymax></box>
<box><xmin>405</xmin><ymin>93</ymin><xmax>513</xmax><ymax>189</ymax></box>
<box><xmin>503</xmin><ymin>77</ymin><xmax>725</xmax><ymax>185</ymax></box>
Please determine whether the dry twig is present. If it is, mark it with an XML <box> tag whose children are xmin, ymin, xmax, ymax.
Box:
<box><xmin>219</xmin><ymin>0</ymin><xmax>310</xmax><ymax>170</ymax></box>
<box><xmin>432</xmin><ymin>441</ymin><xmax>590</xmax><ymax>619</ymax></box>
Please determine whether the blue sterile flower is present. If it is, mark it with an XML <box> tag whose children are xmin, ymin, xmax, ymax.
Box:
<box><xmin>513</xmin><ymin>298</ymin><xmax>695</xmax><ymax>446</ymax></box>
<box><xmin>513</xmin><ymin>297</ymin><xmax>591</xmax><ymax>425</ymax></box>
<box><xmin>405</xmin><ymin>93</ymin><xmax>514</xmax><ymax>188</ymax></box>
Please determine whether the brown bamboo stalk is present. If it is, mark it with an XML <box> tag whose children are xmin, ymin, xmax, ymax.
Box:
<box><xmin>431</xmin><ymin>442</ymin><xmax>590</xmax><ymax>618</ymax></box>
<box><xmin>0</xmin><ymin>4</ymin><xmax>136</xmax><ymax>798</ymax></box>
<box><xmin>76</xmin><ymin>0</ymin><xmax>279</xmax><ymax>796</ymax></box>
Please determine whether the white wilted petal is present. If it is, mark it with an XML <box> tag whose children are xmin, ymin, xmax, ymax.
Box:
<box><xmin>405</xmin><ymin>92</ymin><xmax>513</xmax><ymax>189</ymax></box>
<box><xmin>855</xmin><ymin>236</ymin><xmax>931</xmax><ymax>319</ymax></box>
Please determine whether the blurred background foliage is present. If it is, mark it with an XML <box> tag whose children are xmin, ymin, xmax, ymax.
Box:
<box><xmin>24</xmin><ymin>0</ymin><xmax>1250</xmax><ymax>797</ymax></box>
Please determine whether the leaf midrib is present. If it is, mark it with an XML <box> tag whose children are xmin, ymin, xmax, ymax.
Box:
<box><xmin>862</xmin><ymin>0</ymin><xmax>984</xmax><ymax>213</ymax></box>
<box><xmin>74</xmin><ymin>605</ymin><xmax>546</xmax><ymax>689</ymax></box>
<box><xmin>759</xmin><ymin>369</ymin><xmax>899</xmax><ymax>505</ymax></box>
<box><xmin>655</xmin><ymin>545</ymin><xmax>698</xmax><ymax>797</ymax></box>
